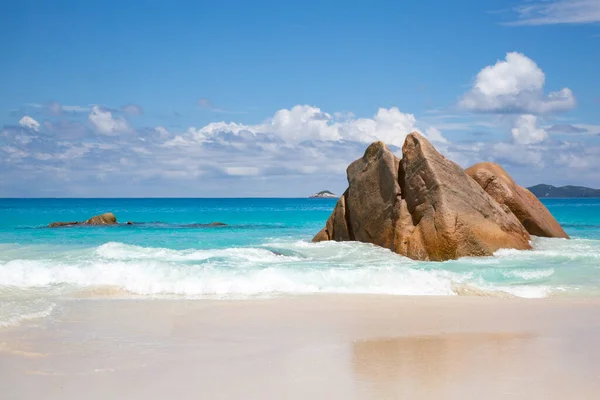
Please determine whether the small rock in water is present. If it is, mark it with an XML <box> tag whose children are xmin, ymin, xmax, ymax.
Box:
<box><xmin>83</xmin><ymin>212</ymin><xmax>117</xmax><ymax>225</ymax></box>
<box><xmin>207</xmin><ymin>222</ymin><xmax>227</xmax><ymax>226</ymax></box>
<box><xmin>49</xmin><ymin>212</ymin><xmax>118</xmax><ymax>227</ymax></box>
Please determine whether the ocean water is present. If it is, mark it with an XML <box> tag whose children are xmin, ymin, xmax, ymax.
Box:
<box><xmin>1</xmin><ymin>198</ymin><xmax>600</xmax><ymax>327</ymax></box>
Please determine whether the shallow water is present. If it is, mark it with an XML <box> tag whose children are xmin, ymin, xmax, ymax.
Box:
<box><xmin>1</xmin><ymin>198</ymin><xmax>599</xmax><ymax>326</ymax></box>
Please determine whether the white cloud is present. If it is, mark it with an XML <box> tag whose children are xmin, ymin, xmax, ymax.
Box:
<box><xmin>476</xmin><ymin>52</ymin><xmax>544</xmax><ymax>96</ymax></box>
<box><xmin>339</xmin><ymin>107</ymin><xmax>421</xmax><ymax>146</ymax></box>
<box><xmin>261</xmin><ymin>105</ymin><xmax>339</xmax><ymax>143</ymax></box>
<box><xmin>424</xmin><ymin>127</ymin><xmax>447</xmax><ymax>143</ymax></box>
<box><xmin>170</xmin><ymin>105</ymin><xmax>445</xmax><ymax>148</ymax></box>
<box><xmin>88</xmin><ymin>106</ymin><xmax>133</xmax><ymax>135</ymax></box>
<box><xmin>9</xmin><ymin>100</ymin><xmax>600</xmax><ymax>196</ymax></box>
<box><xmin>459</xmin><ymin>52</ymin><xmax>575</xmax><ymax>114</ymax></box>
<box><xmin>18</xmin><ymin>116</ymin><xmax>40</xmax><ymax>131</ymax></box>
<box><xmin>507</xmin><ymin>0</ymin><xmax>600</xmax><ymax>26</ymax></box>
<box><xmin>511</xmin><ymin>115</ymin><xmax>548</xmax><ymax>144</ymax></box>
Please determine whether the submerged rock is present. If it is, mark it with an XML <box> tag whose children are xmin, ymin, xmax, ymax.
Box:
<box><xmin>48</xmin><ymin>221</ymin><xmax>80</xmax><ymax>228</ymax></box>
<box><xmin>183</xmin><ymin>222</ymin><xmax>228</xmax><ymax>228</ymax></box>
<box><xmin>49</xmin><ymin>212</ymin><xmax>118</xmax><ymax>227</ymax></box>
<box><xmin>466</xmin><ymin>162</ymin><xmax>569</xmax><ymax>239</ymax></box>
<box><xmin>313</xmin><ymin>132</ymin><xmax>533</xmax><ymax>261</ymax></box>
<box><xmin>207</xmin><ymin>222</ymin><xmax>227</xmax><ymax>227</ymax></box>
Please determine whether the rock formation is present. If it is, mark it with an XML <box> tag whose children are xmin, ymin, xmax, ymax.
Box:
<box><xmin>49</xmin><ymin>212</ymin><xmax>118</xmax><ymax>227</ymax></box>
<box><xmin>83</xmin><ymin>212</ymin><xmax>117</xmax><ymax>225</ymax></box>
<box><xmin>466</xmin><ymin>163</ymin><xmax>569</xmax><ymax>239</ymax></box>
<box><xmin>313</xmin><ymin>132</ymin><xmax>535</xmax><ymax>261</ymax></box>
<box><xmin>309</xmin><ymin>190</ymin><xmax>338</xmax><ymax>199</ymax></box>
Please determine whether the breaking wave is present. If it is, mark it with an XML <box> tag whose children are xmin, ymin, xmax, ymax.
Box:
<box><xmin>3</xmin><ymin>236</ymin><xmax>597</xmax><ymax>305</ymax></box>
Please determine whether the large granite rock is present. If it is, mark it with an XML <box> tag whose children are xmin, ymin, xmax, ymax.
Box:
<box><xmin>466</xmin><ymin>162</ymin><xmax>569</xmax><ymax>239</ymax></box>
<box><xmin>49</xmin><ymin>212</ymin><xmax>118</xmax><ymax>227</ymax></box>
<box><xmin>313</xmin><ymin>132</ymin><xmax>533</xmax><ymax>261</ymax></box>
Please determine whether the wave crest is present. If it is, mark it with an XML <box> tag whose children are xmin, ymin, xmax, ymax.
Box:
<box><xmin>2</xmin><ymin>237</ymin><xmax>598</xmax><ymax>299</ymax></box>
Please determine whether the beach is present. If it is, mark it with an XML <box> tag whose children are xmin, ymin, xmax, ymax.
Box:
<box><xmin>2</xmin><ymin>198</ymin><xmax>600</xmax><ymax>398</ymax></box>
<box><xmin>2</xmin><ymin>295</ymin><xmax>600</xmax><ymax>399</ymax></box>
<box><xmin>4</xmin><ymin>1</ymin><xmax>600</xmax><ymax>397</ymax></box>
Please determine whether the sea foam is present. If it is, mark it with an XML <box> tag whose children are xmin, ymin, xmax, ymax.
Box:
<box><xmin>2</xmin><ymin>238</ymin><xmax>588</xmax><ymax>301</ymax></box>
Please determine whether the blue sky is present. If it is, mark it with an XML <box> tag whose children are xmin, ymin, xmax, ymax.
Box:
<box><xmin>1</xmin><ymin>0</ymin><xmax>599</xmax><ymax>197</ymax></box>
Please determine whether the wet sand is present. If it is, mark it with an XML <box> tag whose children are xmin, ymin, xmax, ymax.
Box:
<box><xmin>1</xmin><ymin>295</ymin><xmax>600</xmax><ymax>399</ymax></box>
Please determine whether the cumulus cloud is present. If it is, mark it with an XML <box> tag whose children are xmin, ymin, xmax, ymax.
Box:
<box><xmin>174</xmin><ymin>105</ymin><xmax>446</xmax><ymax>148</ymax></box>
<box><xmin>459</xmin><ymin>52</ymin><xmax>575</xmax><ymax>114</ymax></box>
<box><xmin>511</xmin><ymin>115</ymin><xmax>548</xmax><ymax>144</ymax></box>
<box><xmin>18</xmin><ymin>116</ymin><xmax>40</xmax><ymax>131</ymax></box>
<box><xmin>506</xmin><ymin>0</ymin><xmax>600</xmax><ymax>26</ymax></box>
<box><xmin>4</xmin><ymin>102</ymin><xmax>600</xmax><ymax>196</ymax></box>
<box><xmin>88</xmin><ymin>106</ymin><xmax>133</xmax><ymax>135</ymax></box>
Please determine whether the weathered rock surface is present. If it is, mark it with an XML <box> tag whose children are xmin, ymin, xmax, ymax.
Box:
<box><xmin>84</xmin><ymin>212</ymin><xmax>117</xmax><ymax>225</ymax></box>
<box><xmin>49</xmin><ymin>212</ymin><xmax>118</xmax><ymax>227</ymax></box>
<box><xmin>466</xmin><ymin>162</ymin><xmax>569</xmax><ymax>239</ymax></box>
<box><xmin>313</xmin><ymin>132</ymin><xmax>533</xmax><ymax>261</ymax></box>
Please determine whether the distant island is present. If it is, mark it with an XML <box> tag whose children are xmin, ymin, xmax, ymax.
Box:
<box><xmin>309</xmin><ymin>190</ymin><xmax>338</xmax><ymax>199</ymax></box>
<box><xmin>528</xmin><ymin>184</ymin><xmax>600</xmax><ymax>198</ymax></box>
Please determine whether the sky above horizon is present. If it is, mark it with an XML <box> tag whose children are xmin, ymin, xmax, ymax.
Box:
<box><xmin>1</xmin><ymin>0</ymin><xmax>600</xmax><ymax>197</ymax></box>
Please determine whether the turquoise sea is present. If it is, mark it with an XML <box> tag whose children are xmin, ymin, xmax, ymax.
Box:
<box><xmin>1</xmin><ymin>198</ymin><xmax>600</xmax><ymax>327</ymax></box>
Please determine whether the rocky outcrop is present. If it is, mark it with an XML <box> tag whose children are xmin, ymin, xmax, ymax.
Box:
<box><xmin>49</xmin><ymin>212</ymin><xmax>118</xmax><ymax>227</ymax></box>
<box><xmin>83</xmin><ymin>212</ymin><xmax>117</xmax><ymax>225</ymax></box>
<box><xmin>466</xmin><ymin>163</ymin><xmax>569</xmax><ymax>239</ymax></box>
<box><xmin>313</xmin><ymin>133</ymin><xmax>533</xmax><ymax>261</ymax></box>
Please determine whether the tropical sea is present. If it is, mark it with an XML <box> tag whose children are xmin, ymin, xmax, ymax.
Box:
<box><xmin>1</xmin><ymin>197</ymin><xmax>600</xmax><ymax>328</ymax></box>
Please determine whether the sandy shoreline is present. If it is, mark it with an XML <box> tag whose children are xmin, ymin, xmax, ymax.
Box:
<box><xmin>1</xmin><ymin>295</ymin><xmax>600</xmax><ymax>399</ymax></box>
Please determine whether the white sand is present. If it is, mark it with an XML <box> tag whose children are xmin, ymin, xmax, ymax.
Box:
<box><xmin>1</xmin><ymin>295</ymin><xmax>600</xmax><ymax>399</ymax></box>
